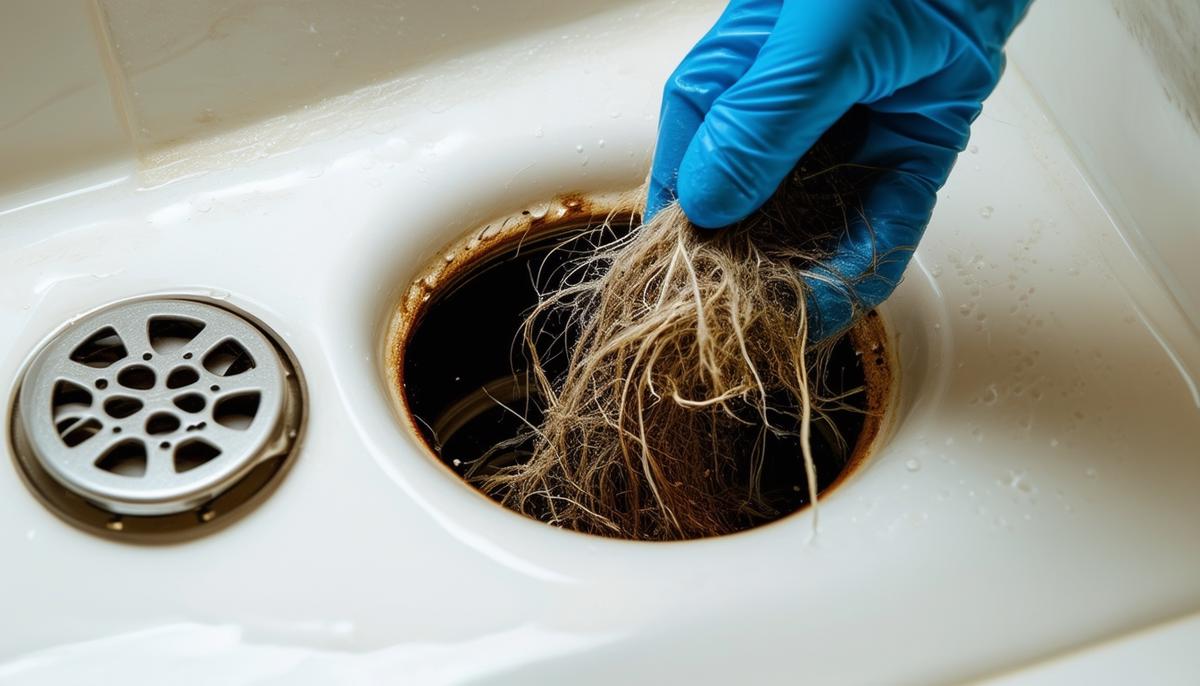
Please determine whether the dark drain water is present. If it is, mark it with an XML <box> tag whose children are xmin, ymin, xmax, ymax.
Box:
<box><xmin>399</xmin><ymin>211</ymin><xmax>887</xmax><ymax>536</ymax></box>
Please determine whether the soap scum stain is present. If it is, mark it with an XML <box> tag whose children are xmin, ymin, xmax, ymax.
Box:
<box><xmin>1115</xmin><ymin>0</ymin><xmax>1200</xmax><ymax>133</ymax></box>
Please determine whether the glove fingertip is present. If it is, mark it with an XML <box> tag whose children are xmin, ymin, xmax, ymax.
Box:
<box><xmin>676</xmin><ymin>155</ymin><xmax>759</xmax><ymax>229</ymax></box>
<box><xmin>678</xmin><ymin>191</ymin><xmax>744</xmax><ymax>230</ymax></box>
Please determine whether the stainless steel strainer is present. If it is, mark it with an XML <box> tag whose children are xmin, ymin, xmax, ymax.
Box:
<box><xmin>10</xmin><ymin>297</ymin><xmax>304</xmax><ymax>534</ymax></box>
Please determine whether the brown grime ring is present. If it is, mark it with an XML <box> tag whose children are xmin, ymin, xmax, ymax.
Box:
<box><xmin>387</xmin><ymin>191</ymin><xmax>894</xmax><ymax>539</ymax></box>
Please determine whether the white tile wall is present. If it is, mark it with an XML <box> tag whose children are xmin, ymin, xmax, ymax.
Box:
<box><xmin>0</xmin><ymin>0</ymin><xmax>130</xmax><ymax>197</ymax></box>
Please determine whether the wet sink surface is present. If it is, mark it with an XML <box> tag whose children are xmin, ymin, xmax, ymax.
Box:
<box><xmin>1</xmin><ymin>1</ymin><xmax>1198</xmax><ymax>683</ymax></box>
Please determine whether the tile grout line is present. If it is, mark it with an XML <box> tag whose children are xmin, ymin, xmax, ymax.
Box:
<box><xmin>85</xmin><ymin>0</ymin><xmax>143</xmax><ymax>179</ymax></box>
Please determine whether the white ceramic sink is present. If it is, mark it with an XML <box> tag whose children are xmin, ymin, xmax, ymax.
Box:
<box><xmin>2</xmin><ymin>1</ymin><xmax>1198</xmax><ymax>683</ymax></box>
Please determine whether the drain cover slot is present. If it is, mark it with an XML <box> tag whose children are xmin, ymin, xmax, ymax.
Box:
<box><xmin>10</xmin><ymin>297</ymin><xmax>305</xmax><ymax>540</ymax></box>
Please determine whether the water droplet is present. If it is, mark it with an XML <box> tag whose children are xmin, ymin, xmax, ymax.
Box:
<box><xmin>575</xmin><ymin>144</ymin><xmax>584</xmax><ymax>153</ymax></box>
<box><xmin>905</xmin><ymin>458</ymin><xmax>921</xmax><ymax>472</ymax></box>
<box><xmin>1007</xmin><ymin>470</ymin><xmax>1034</xmax><ymax>493</ymax></box>
<box><xmin>980</xmin><ymin>206</ymin><xmax>994</xmax><ymax>219</ymax></box>
<box><xmin>982</xmin><ymin>385</ymin><xmax>999</xmax><ymax>405</ymax></box>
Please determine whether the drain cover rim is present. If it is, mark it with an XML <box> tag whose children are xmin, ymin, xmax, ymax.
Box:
<box><xmin>15</xmin><ymin>299</ymin><xmax>290</xmax><ymax>516</ymax></box>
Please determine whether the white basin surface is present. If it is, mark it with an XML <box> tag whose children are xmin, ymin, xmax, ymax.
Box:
<box><xmin>2</xmin><ymin>1</ymin><xmax>1198</xmax><ymax>684</ymax></box>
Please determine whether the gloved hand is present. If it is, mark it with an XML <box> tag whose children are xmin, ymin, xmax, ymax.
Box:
<box><xmin>648</xmin><ymin>0</ymin><xmax>1032</xmax><ymax>341</ymax></box>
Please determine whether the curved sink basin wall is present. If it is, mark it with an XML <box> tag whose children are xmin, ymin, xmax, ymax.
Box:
<box><xmin>1009</xmin><ymin>0</ymin><xmax>1200</xmax><ymax>413</ymax></box>
<box><xmin>1</xmin><ymin>1</ymin><xmax>1197</xmax><ymax>683</ymax></box>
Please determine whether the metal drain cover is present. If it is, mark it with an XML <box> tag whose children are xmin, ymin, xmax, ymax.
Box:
<box><xmin>10</xmin><ymin>297</ymin><xmax>304</xmax><ymax>537</ymax></box>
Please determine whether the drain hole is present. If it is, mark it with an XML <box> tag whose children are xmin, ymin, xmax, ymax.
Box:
<box><xmin>203</xmin><ymin>339</ymin><xmax>255</xmax><ymax>377</ymax></box>
<box><xmin>52</xmin><ymin>380</ymin><xmax>93</xmax><ymax>410</ymax></box>
<box><xmin>175</xmin><ymin>439</ymin><xmax>221</xmax><ymax>473</ymax></box>
<box><xmin>117</xmin><ymin>365</ymin><xmax>156</xmax><ymax>390</ymax></box>
<box><xmin>95</xmin><ymin>440</ymin><xmax>148</xmax><ymax>477</ymax></box>
<box><xmin>103</xmin><ymin>396</ymin><xmax>143</xmax><ymax>419</ymax></box>
<box><xmin>166</xmin><ymin>366</ymin><xmax>200</xmax><ymax>389</ymax></box>
<box><xmin>213</xmin><ymin>392</ymin><xmax>260</xmax><ymax>430</ymax></box>
<box><xmin>52</xmin><ymin>382</ymin><xmax>100</xmax><ymax>446</ymax></box>
<box><xmin>400</xmin><ymin>217</ymin><xmax>880</xmax><ymax>537</ymax></box>
<box><xmin>70</xmin><ymin>326</ymin><xmax>128</xmax><ymax>368</ymax></box>
<box><xmin>145</xmin><ymin>412</ymin><xmax>181</xmax><ymax>435</ymax></box>
<box><xmin>173</xmin><ymin>393</ymin><xmax>206</xmax><ymax>413</ymax></box>
<box><xmin>60</xmin><ymin>418</ymin><xmax>103</xmax><ymax>447</ymax></box>
<box><xmin>148</xmin><ymin>315</ymin><xmax>206</xmax><ymax>354</ymax></box>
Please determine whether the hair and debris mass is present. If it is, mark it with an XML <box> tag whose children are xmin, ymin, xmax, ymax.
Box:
<box><xmin>454</xmin><ymin>150</ymin><xmax>881</xmax><ymax>540</ymax></box>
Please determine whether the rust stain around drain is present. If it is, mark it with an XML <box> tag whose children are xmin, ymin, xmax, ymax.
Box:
<box><xmin>386</xmin><ymin>190</ymin><xmax>639</xmax><ymax>374</ymax></box>
<box><xmin>385</xmin><ymin>190</ymin><xmax>896</xmax><ymax>507</ymax></box>
<box><xmin>830</xmin><ymin>308</ymin><xmax>893</xmax><ymax>496</ymax></box>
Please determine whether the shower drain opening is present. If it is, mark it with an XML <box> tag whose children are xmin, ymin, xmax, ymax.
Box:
<box><xmin>9</xmin><ymin>297</ymin><xmax>306</xmax><ymax>542</ymax></box>
<box><xmin>391</xmin><ymin>195</ymin><xmax>892</xmax><ymax>540</ymax></box>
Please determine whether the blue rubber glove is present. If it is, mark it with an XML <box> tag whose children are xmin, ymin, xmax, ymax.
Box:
<box><xmin>648</xmin><ymin>0</ymin><xmax>1032</xmax><ymax>341</ymax></box>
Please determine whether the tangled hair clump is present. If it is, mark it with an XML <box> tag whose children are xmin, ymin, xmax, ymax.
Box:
<box><xmin>470</xmin><ymin>151</ymin><xmax>871</xmax><ymax>540</ymax></box>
